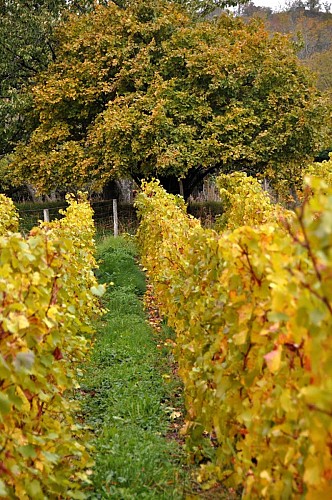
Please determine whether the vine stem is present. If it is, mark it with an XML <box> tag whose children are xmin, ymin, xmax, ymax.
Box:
<box><xmin>239</xmin><ymin>243</ymin><xmax>262</xmax><ymax>286</ymax></box>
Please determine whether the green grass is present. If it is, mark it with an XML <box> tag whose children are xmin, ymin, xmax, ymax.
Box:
<box><xmin>80</xmin><ymin>235</ymin><xmax>189</xmax><ymax>499</ymax></box>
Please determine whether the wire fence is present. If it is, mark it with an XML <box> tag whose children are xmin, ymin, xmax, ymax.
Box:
<box><xmin>18</xmin><ymin>201</ymin><xmax>139</xmax><ymax>235</ymax></box>
<box><xmin>17</xmin><ymin>198</ymin><xmax>223</xmax><ymax>235</ymax></box>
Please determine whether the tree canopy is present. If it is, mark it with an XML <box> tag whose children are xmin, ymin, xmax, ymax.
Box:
<box><xmin>0</xmin><ymin>0</ymin><xmax>70</xmax><ymax>161</ymax></box>
<box><xmin>11</xmin><ymin>0</ymin><xmax>329</xmax><ymax>198</ymax></box>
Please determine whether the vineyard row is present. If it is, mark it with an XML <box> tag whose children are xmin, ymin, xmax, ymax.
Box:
<box><xmin>135</xmin><ymin>169</ymin><xmax>332</xmax><ymax>498</ymax></box>
<box><xmin>0</xmin><ymin>193</ymin><xmax>104</xmax><ymax>499</ymax></box>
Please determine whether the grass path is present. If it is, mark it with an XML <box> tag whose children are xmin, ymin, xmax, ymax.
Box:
<box><xmin>80</xmin><ymin>236</ymin><xmax>190</xmax><ymax>499</ymax></box>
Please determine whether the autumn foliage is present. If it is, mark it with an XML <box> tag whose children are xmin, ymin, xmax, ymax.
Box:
<box><xmin>0</xmin><ymin>194</ymin><xmax>104</xmax><ymax>498</ymax></box>
<box><xmin>136</xmin><ymin>171</ymin><xmax>332</xmax><ymax>497</ymax></box>
<box><xmin>0</xmin><ymin>195</ymin><xmax>19</xmax><ymax>236</ymax></box>
<box><xmin>11</xmin><ymin>1</ymin><xmax>327</xmax><ymax>197</ymax></box>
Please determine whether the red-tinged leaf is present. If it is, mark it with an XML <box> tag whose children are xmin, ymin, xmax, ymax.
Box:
<box><xmin>264</xmin><ymin>347</ymin><xmax>282</xmax><ymax>373</ymax></box>
<box><xmin>53</xmin><ymin>347</ymin><xmax>63</xmax><ymax>360</ymax></box>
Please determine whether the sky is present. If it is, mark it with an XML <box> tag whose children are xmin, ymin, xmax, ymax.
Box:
<box><xmin>254</xmin><ymin>0</ymin><xmax>289</xmax><ymax>10</ymax></box>
<box><xmin>232</xmin><ymin>0</ymin><xmax>332</xmax><ymax>15</ymax></box>
<box><xmin>248</xmin><ymin>0</ymin><xmax>331</xmax><ymax>13</ymax></box>
<box><xmin>227</xmin><ymin>0</ymin><xmax>292</xmax><ymax>13</ymax></box>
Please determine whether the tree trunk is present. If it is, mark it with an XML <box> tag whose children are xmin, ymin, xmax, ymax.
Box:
<box><xmin>26</xmin><ymin>183</ymin><xmax>42</xmax><ymax>203</ymax></box>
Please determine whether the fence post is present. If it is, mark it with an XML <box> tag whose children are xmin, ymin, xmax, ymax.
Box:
<box><xmin>113</xmin><ymin>199</ymin><xmax>118</xmax><ymax>237</ymax></box>
<box><xmin>179</xmin><ymin>179</ymin><xmax>184</xmax><ymax>198</ymax></box>
<box><xmin>43</xmin><ymin>209</ymin><xmax>50</xmax><ymax>222</ymax></box>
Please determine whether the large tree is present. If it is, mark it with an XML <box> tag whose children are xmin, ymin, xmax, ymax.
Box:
<box><xmin>0</xmin><ymin>0</ymin><xmax>238</xmax><ymax>159</ymax></box>
<box><xmin>11</xmin><ymin>0</ymin><xmax>328</xmax><ymax>198</ymax></box>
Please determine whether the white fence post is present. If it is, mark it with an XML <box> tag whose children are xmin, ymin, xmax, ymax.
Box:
<box><xmin>43</xmin><ymin>209</ymin><xmax>50</xmax><ymax>222</ymax></box>
<box><xmin>113</xmin><ymin>199</ymin><xmax>118</xmax><ymax>237</ymax></box>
